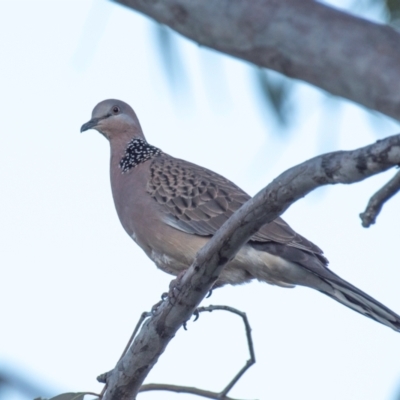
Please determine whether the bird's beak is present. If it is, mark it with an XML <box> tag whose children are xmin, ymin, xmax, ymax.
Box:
<box><xmin>80</xmin><ymin>117</ymin><xmax>102</xmax><ymax>133</ymax></box>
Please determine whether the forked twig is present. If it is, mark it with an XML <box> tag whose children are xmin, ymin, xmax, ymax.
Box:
<box><xmin>139</xmin><ymin>383</ymin><xmax>254</xmax><ymax>400</ymax></box>
<box><xmin>138</xmin><ymin>305</ymin><xmax>256</xmax><ymax>400</ymax></box>
<box><xmin>197</xmin><ymin>305</ymin><xmax>256</xmax><ymax>398</ymax></box>
<box><xmin>360</xmin><ymin>169</ymin><xmax>400</xmax><ymax>227</ymax></box>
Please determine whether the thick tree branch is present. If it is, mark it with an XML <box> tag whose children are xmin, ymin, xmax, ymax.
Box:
<box><xmin>102</xmin><ymin>134</ymin><xmax>400</xmax><ymax>400</ymax></box>
<box><xmin>97</xmin><ymin>312</ymin><xmax>152</xmax><ymax>398</ymax></box>
<box><xmin>113</xmin><ymin>0</ymin><xmax>400</xmax><ymax>121</ymax></box>
<box><xmin>360</xmin><ymin>169</ymin><xmax>400</xmax><ymax>227</ymax></box>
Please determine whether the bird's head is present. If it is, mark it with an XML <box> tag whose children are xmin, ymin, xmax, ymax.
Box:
<box><xmin>80</xmin><ymin>99</ymin><xmax>145</xmax><ymax>141</ymax></box>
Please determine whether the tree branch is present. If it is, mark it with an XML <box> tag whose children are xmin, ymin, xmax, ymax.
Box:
<box><xmin>139</xmin><ymin>383</ymin><xmax>247</xmax><ymax>400</ymax></box>
<box><xmin>196</xmin><ymin>305</ymin><xmax>256</xmax><ymax>398</ymax></box>
<box><xmin>100</xmin><ymin>305</ymin><xmax>255</xmax><ymax>400</ymax></box>
<box><xmin>360</xmin><ymin>169</ymin><xmax>400</xmax><ymax>227</ymax></box>
<box><xmin>113</xmin><ymin>0</ymin><xmax>400</xmax><ymax>121</ymax></box>
<box><xmin>97</xmin><ymin>312</ymin><xmax>152</xmax><ymax>397</ymax></box>
<box><xmin>102</xmin><ymin>134</ymin><xmax>400</xmax><ymax>400</ymax></box>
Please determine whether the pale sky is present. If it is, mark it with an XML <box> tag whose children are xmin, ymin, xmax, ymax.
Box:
<box><xmin>1</xmin><ymin>1</ymin><xmax>400</xmax><ymax>400</ymax></box>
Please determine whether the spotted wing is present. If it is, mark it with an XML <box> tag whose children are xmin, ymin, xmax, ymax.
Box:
<box><xmin>147</xmin><ymin>155</ymin><xmax>324</xmax><ymax>258</ymax></box>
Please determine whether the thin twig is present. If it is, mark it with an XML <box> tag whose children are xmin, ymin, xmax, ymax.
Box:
<box><xmin>360</xmin><ymin>169</ymin><xmax>400</xmax><ymax>227</ymax></box>
<box><xmin>138</xmin><ymin>305</ymin><xmax>256</xmax><ymax>400</ymax></box>
<box><xmin>139</xmin><ymin>383</ymin><xmax>253</xmax><ymax>400</ymax></box>
<box><xmin>117</xmin><ymin>312</ymin><xmax>153</xmax><ymax>363</ymax></box>
<box><xmin>197</xmin><ymin>306</ymin><xmax>256</xmax><ymax>398</ymax></box>
<box><xmin>98</xmin><ymin>312</ymin><xmax>152</xmax><ymax>396</ymax></box>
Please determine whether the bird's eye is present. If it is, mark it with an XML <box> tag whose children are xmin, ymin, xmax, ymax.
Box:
<box><xmin>112</xmin><ymin>106</ymin><xmax>120</xmax><ymax>114</ymax></box>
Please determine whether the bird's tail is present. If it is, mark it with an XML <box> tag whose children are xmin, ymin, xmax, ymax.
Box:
<box><xmin>252</xmin><ymin>242</ymin><xmax>400</xmax><ymax>332</ymax></box>
<box><xmin>316</xmin><ymin>273</ymin><xmax>400</xmax><ymax>332</ymax></box>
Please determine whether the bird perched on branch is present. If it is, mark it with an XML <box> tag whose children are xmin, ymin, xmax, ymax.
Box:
<box><xmin>81</xmin><ymin>99</ymin><xmax>400</xmax><ymax>332</ymax></box>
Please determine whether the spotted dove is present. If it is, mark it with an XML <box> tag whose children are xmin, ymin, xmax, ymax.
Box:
<box><xmin>81</xmin><ymin>99</ymin><xmax>400</xmax><ymax>332</ymax></box>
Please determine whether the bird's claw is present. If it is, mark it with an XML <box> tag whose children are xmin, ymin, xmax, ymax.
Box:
<box><xmin>182</xmin><ymin>309</ymin><xmax>200</xmax><ymax>331</ymax></box>
<box><xmin>193</xmin><ymin>308</ymin><xmax>200</xmax><ymax>322</ymax></box>
<box><xmin>151</xmin><ymin>299</ymin><xmax>163</xmax><ymax>314</ymax></box>
<box><xmin>167</xmin><ymin>283</ymin><xmax>181</xmax><ymax>306</ymax></box>
<box><xmin>161</xmin><ymin>292</ymin><xmax>168</xmax><ymax>301</ymax></box>
<box><xmin>167</xmin><ymin>270</ymin><xmax>187</xmax><ymax>305</ymax></box>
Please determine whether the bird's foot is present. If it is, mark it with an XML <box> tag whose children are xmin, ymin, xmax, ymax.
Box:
<box><xmin>193</xmin><ymin>308</ymin><xmax>200</xmax><ymax>321</ymax></box>
<box><xmin>167</xmin><ymin>270</ymin><xmax>187</xmax><ymax>305</ymax></box>
<box><xmin>183</xmin><ymin>308</ymin><xmax>200</xmax><ymax>331</ymax></box>
<box><xmin>151</xmin><ymin>298</ymin><xmax>164</xmax><ymax>314</ymax></box>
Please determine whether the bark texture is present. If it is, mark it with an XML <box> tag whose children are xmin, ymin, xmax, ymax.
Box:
<box><xmin>114</xmin><ymin>0</ymin><xmax>400</xmax><ymax>121</ymax></box>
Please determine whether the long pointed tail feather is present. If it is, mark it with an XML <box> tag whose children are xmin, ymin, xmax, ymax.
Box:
<box><xmin>317</xmin><ymin>276</ymin><xmax>400</xmax><ymax>332</ymax></box>
<box><xmin>253</xmin><ymin>242</ymin><xmax>400</xmax><ymax>332</ymax></box>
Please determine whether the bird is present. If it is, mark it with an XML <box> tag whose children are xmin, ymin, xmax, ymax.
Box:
<box><xmin>81</xmin><ymin>99</ymin><xmax>400</xmax><ymax>332</ymax></box>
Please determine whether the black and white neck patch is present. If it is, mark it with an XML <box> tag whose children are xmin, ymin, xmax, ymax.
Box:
<box><xmin>119</xmin><ymin>139</ymin><xmax>162</xmax><ymax>173</ymax></box>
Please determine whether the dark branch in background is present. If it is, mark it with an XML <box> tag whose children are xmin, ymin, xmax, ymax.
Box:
<box><xmin>98</xmin><ymin>133</ymin><xmax>400</xmax><ymax>400</ymax></box>
<box><xmin>114</xmin><ymin>0</ymin><xmax>400</xmax><ymax>121</ymax></box>
<box><xmin>360</xmin><ymin>169</ymin><xmax>400</xmax><ymax>227</ymax></box>
<box><xmin>146</xmin><ymin>0</ymin><xmax>400</xmax><ymax>131</ymax></box>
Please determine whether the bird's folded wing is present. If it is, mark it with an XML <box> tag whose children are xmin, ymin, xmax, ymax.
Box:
<box><xmin>147</xmin><ymin>155</ymin><xmax>324</xmax><ymax>257</ymax></box>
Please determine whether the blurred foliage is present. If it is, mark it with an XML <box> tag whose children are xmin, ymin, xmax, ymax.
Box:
<box><xmin>386</xmin><ymin>0</ymin><xmax>400</xmax><ymax>26</ymax></box>
<box><xmin>151</xmin><ymin>0</ymin><xmax>400</xmax><ymax>133</ymax></box>
<box><xmin>0</xmin><ymin>369</ymin><xmax>50</xmax><ymax>400</ymax></box>
<box><xmin>152</xmin><ymin>24</ymin><xmax>188</xmax><ymax>94</ymax></box>
<box><xmin>36</xmin><ymin>392</ymin><xmax>97</xmax><ymax>400</ymax></box>
<box><xmin>0</xmin><ymin>369</ymin><xmax>98</xmax><ymax>400</ymax></box>
<box><xmin>254</xmin><ymin>68</ymin><xmax>293</xmax><ymax>127</ymax></box>
<box><xmin>366</xmin><ymin>0</ymin><xmax>400</xmax><ymax>26</ymax></box>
